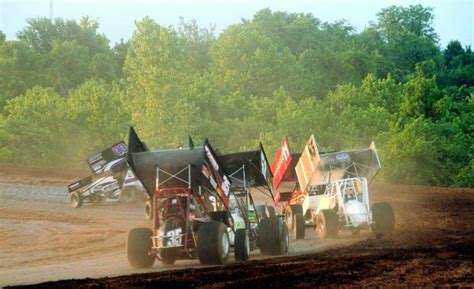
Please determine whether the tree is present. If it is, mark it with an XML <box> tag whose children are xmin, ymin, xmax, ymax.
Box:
<box><xmin>0</xmin><ymin>86</ymin><xmax>68</xmax><ymax>165</ymax></box>
<box><xmin>17</xmin><ymin>17</ymin><xmax>110</xmax><ymax>55</ymax></box>
<box><xmin>372</xmin><ymin>5</ymin><xmax>441</xmax><ymax>78</ymax></box>
<box><xmin>399</xmin><ymin>70</ymin><xmax>443</xmax><ymax>121</ymax></box>
<box><xmin>177</xmin><ymin>18</ymin><xmax>215</xmax><ymax>72</ymax></box>
<box><xmin>210</xmin><ymin>24</ymin><xmax>302</xmax><ymax>98</ymax></box>
<box><xmin>123</xmin><ymin>17</ymin><xmax>196</xmax><ymax>147</ymax></box>
<box><xmin>438</xmin><ymin>41</ymin><xmax>474</xmax><ymax>88</ymax></box>
<box><xmin>16</xmin><ymin>17</ymin><xmax>118</xmax><ymax>95</ymax></box>
<box><xmin>381</xmin><ymin>117</ymin><xmax>442</xmax><ymax>185</ymax></box>
<box><xmin>249</xmin><ymin>9</ymin><xmax>321</xmax><ymax>56</ymax></box>
<box><xmin>112</xmin><ymin>39</ymin><xmax>129</xmax><ymax>79</ymax></box>
<box><xmin>65</xmin><ymin>79</ymin><xmax>130</xmax><ymax>163</ymax></box>
<box><xmin>0</xmin><ymin>40</ymin><xmax>44</xmax><ymax>110</ymax></box>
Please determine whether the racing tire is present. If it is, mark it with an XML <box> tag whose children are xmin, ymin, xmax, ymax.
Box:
<box><xmin>121</xmin><ymin>188</ymin><xmax>137</xmax><ymax>203</ymax></box>
<box><xmin>285</xmin><ymin>205</ymin><xmax>303</xmax><ymax>231</ymax></box>
<box><xmin>371</xmin><ymin>202</ymin><xmax>395</xmax><ymax>239</ymax></box>
<box><xmin>267</xmin><ymin>206</ymin><xmax>276</xmax><ymax>218</ymax></box>
<box><xmin>282</xmin><ymin>221</ymin><xmax>289</xmax><ymax>253</ymax></box>
<box><xmin>294</xmin><ymin>213</ymin><xmax>305</xmax><ymax>240</ymax></box>
<box><xmin>145</xmin><ymin>199</ymin><xmax>153</xmax><ymax>220</ymax></box>
<box><xmin>234</xmin><ymin>228</ymin><xmax>250</xmax><ymax>261</ymax></box>
<box><xmin>255</xmin><ymin>205</ymin><xmax>268</xmax><ymax>221</ymax></box>
<box><xmin>127</xmin><ymin>227</ymin><xmax>155</xmax><ymax>268</ymax></box>
<box><xmin>197</xmin><ymin>222</ymin><xmax>230</xmax><ymax>265</ymax></box>
<box><xmin>71</xmin><ymin>191</ymin><xmax>83</xmax><ymax>208</ymax></box>
<box><xmin>258</xmin><ymin>217</ymin><xmax>288</xmax><ymax>255</ymax></box>
<box><xmin>159</xmin><ymin>217</ymin><xmax>184</xmax><ymax>265</ymax></box>
<box><xmin>316</xmin><ymin>210</ymin><xmax>338</xmax><ymax>239</ymax></box>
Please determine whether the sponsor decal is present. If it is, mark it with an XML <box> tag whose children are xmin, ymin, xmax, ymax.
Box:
<box><xmin>111</xmin><ymin>143</ymin><xmax>128</xmax><ymax>156</ymax></box>
<box><xmin>87</xmin><ymin>142</ymin><xmax>129</xmax><ymax>175</ymax></box>
<box><xmin>271</xmin><ymin>138</ymin><xmax>292</xmax><ymax>189</ymax></box>
<box><xmin>202</xmin><ymin>145</ymin><xmax>231</xmax><ymax>206</ymax></box>
<box><xmin>68</xmin><ymin>182</ymin><xmax>80</xmax><ymax>191</ymax></box>
<box><xmin>290</xmin><ymin>190</ymin><xmax>306</xmax><ymax>205</ymax></box>
<box><xmin>260</xmin><ymin>149</ymin><xmax>267</xmax><ymax>179</ymax></box>
<box><xmin>68</xmin><ymin>175</ymin><xmax>93</xmax><ymax>192</ymax></box>
<box><xmin>336</xmin><ymin>153</ymin><xmax>349</xmax><ymax>160</ymax></box>
<box><xmin>309</xmin><ymin>137</ymin><xmax>318</xmax><ymax>161</ymax></box>
<box><xmin>100</xmin><ymin>181</ymin><xmax>120</xmax><ymax>193</ymax></box>
<box><xmin>88</xmin><ymin>153</ymin><xmax>102</xmax><ymax>164</ymax></box>
<box><xmin>295</xmin><ymin>135</ymin><xmax>320</xmax><ymax>195</ymax></box>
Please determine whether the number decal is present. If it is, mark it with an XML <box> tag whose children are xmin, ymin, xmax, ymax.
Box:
<box><xmin>165</xmin><ymin>228</ymin><xmax>182</xmax><ymax>247</ymax></box>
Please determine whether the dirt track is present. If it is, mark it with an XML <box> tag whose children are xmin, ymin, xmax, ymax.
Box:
<box><xmin>1</xmin><ymin>166</ymin><xmax>473</xmax><ymax>287</ymax></box>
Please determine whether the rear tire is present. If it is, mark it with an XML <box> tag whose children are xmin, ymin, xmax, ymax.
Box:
<box><xmin>294</xmin><ymin>213</ymin><xmax>305</xmax><ymax>240</ymax></box>
<box><xmin>127</xmin><ymin>228</ymin><xmax>155</xmax><ymax>268</ymax></box>
<box><xmin>267</xmin><ymin>206</ymin><xmax>276</xmax><ymax>217</ymax></box>
<box><xmin>145</xmin><ymin>199</ymin><xmax>153</xmax><ymax>220</ymax></box>
<box><xmin>121</xmin><ymin>188</ymin><xmax>137</xmax><ymax>203</ymax></box>
<box><xmin>197</xmin><ymin>222</ymin><xmax>230</xmax><ymax>265</ymax></box>
<box><xmin>371</xmin><ymin>202</ymin><xmax>395</xmax><ymax>238</ymax></box>
<box><xmin>234</xmin><ymin>228</ymin><xmax>250</xmax><ymax>261</ymax></box>
<box><xmin>316</xmin><ymin>210</ymin><xmax>338</xmax><ymax>239</ymax></box>
<box><xmin>71</xmin><ymin>192</ymin><xmax>83</xmax><ymax>208</ymax></box>
<box><xmin>258</xmin><ymin>217</ymin><xmax>288</xmax><ymax>255</ymax></box>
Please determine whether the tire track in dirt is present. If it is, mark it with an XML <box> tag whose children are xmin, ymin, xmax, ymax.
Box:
<box><xmin>1</xmin><ymin>167</ymin><xmax>472</xmax><ymax>287</ymax></box>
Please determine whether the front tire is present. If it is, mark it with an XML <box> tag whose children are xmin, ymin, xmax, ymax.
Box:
<box><xmin>71</xmin><ymin>191</ymin><xmax>83</xmax><ymax>208</ymax></box>
<box><xmin>371</xmin><ymin>202</ymin><xmax>395</xmax><ymax>238</ymax></box>
<box><xmin>121</xmin><ymin>188</ymin><xmax>137</xmax><ymax>203</ymax></box>
<box><xmin>294</xmin><ymin>213</ymin><xmax>305</xmax><ymax>240</ymax></box>
<box><xmin>316</xmin><ymin>210</ymin><xmax>338</xmax><ymax>239</ymax></box>
<box><xmin>234</xmin><ymin>228</ymin><xmax>250</xmax><ymax>261</ymax></box>
<box><xmin>145</xmin><ymin>199</ymin><xmax>153</xmax><ymax>220</ymax></box>
<box><xmin>127</xmin><ymin>227</ymin><xmax>155</xmax><ymax>268</ymax></box>
<box><xmin>197</xmin><ymin>222</ymin><xmax>230</xmax><ymax>265</ymax></box>
<box><xmin>258</xmin><ymin>217</ymin><xmax>288</xmax><ymax>255</ymax></box>
<box><xmin>285</xmin><ymin>205</ymin><xmax>302</xmax><ymax>230</ymax></box>
<box><xmin>255</xmin><ymin>205</ymin><xmax>268</xmax><ymax>221</ymax></box>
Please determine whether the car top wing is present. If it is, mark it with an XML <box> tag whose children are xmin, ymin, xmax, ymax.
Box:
<box><xmin>86</xmin><ymin>142</ymin><xmax>128</xmax><ymax>176</ymax></box>
<box><xmin>127</xmin><ymin>128</ymin><xmax>231</xmax><ymax>207</ymax></box>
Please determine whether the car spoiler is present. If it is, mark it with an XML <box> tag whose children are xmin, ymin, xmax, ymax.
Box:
<box><xmin>68</xmin><ymin>175</ymin><xmax>93</xmax><ymax>193</ymax></box>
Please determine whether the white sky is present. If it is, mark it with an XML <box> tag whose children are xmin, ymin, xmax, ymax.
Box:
<box><xmin>1</xmin><ymin>0</ymin><xmax>473</xmax><ymax>48</ymax></box>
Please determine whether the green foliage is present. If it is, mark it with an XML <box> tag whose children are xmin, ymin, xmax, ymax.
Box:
<box><xmin>66</xmin><ymin>80</ymin><xmax>129</xmax><ymax>157</ymax></box>
<box><xmin>400</xmin><ymin>73</ymin><xmax>442</xmax><ymax>120</ymax></box>
<box><xmin>372</xmin><ymin>5</ymin><xmax>441</xmax><ymax>79</ymax></box>
<box><xmin>210</xmin><ymin>23</ymin><xmax>302</xmax><ymax>98</ymax></box>
<box><xmin>0</xmin><ymin>40</ymin><xmax>44</xmax><ymax>109</ymax></box>
<box><xmin>0</xmin><ymin>86</ymin><xmax>68</xmax><ymax>165</ymax></box>
<box><xmin>0</xmin><ymin>7</ymin><xmax>472</xmax><ymax>187</ymax></box>
<box><xmin>375</xmin><ymin>5</ymin><xmax>438</xmax><ymax>42</ymax></box>
<box><xmin>438</xmin><ymin>41</ymin><xmax>474</xmax><ymax>88</ymax></box>
<box><xmin>123</xmin><ymin>17</ymin><xmax>197</xmax><ymax>148</ymax></box>
<box><xmin>381</xmin><ymin>117</ymin><xmax>441</xmax><ymax>185</ymax></box>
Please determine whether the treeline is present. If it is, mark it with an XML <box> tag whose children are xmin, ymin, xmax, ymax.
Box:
<box><xmin>0</xmin><ymin>5</ymin><xmax>472</xmax><ymax>186</ymax></box>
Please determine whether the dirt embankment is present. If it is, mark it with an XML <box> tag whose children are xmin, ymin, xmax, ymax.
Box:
<box><xmin>1</xmin><ymin>165</ymin><xmax>473</xmax><ymax>288</ymax></box>
<box><xmin>0</xmin><ymin>165</ymin><xmax>88</xmax><ymax>185</ymax></box>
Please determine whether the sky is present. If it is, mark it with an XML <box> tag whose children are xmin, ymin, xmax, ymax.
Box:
<box><xmin>1</xmin><ymin>0</ymin><xmax>472</xmax><ymax>48</ymax></box>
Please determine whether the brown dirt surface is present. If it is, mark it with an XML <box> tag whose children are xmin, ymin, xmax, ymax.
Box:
<box><xmin>0</xmin><ymin>164</ymin><xmax>88</xmax><ymax>184</ymax></box>
<box><xmin>1</xmin><ymin>166</ymin><xmax>473</xmax><ymax>288</ymax></box>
